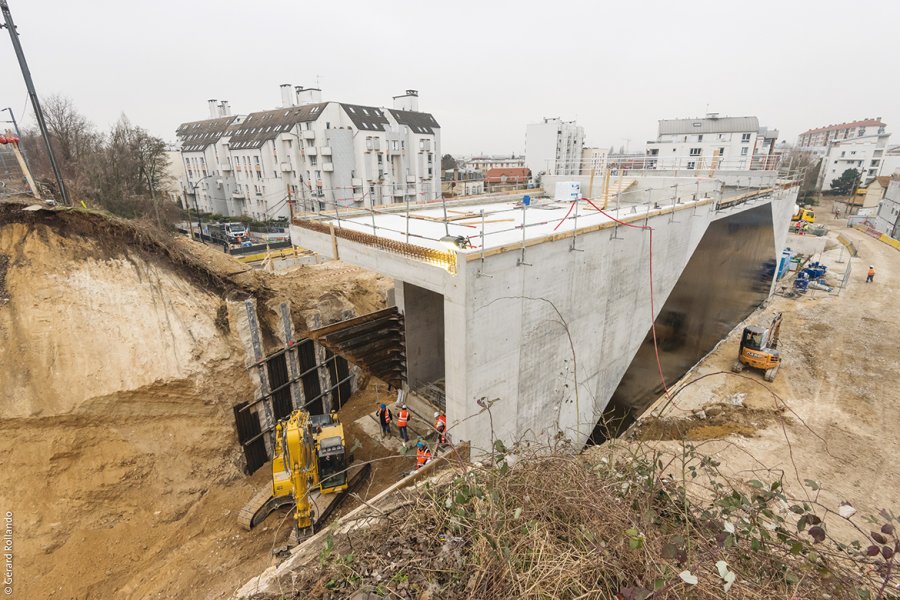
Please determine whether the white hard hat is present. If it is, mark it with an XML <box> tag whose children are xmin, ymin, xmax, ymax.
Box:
<box><xmin>401</xmin><ymin>404</ymin><xmax>407</xmax><ymax>409</ymax></box>
<box><xmin>434</xmin><ymin>411</ymin><xmax>440</xmax><ymax>418</ymax></box>
<box><xmin>870</xmin><ymin>265</ymin><xmax>874</xmax><ymax>268</ymax></box>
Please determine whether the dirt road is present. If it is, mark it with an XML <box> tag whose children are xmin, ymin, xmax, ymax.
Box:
<box><xmin>637</xmin><ymin>199</ymin><xmax>899</xmax><ymax>532</ymax></box>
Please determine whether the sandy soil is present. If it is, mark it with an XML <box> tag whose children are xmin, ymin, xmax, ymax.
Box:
<box><xmin>0</xmin><ymin>207</ymin><xmax>391</xmax><ymax>600</ymax></box>
<box><xmin>635</xmin><ymin>197</ymin><xmax>899</xmax><ymax>534</ymax></box>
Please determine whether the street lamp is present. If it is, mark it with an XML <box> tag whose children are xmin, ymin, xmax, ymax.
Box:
<box><xmin>187</xmin><ymin>173</ymin><xmax>215</xmax><ymax>240</ymax></box>
<box><xmin>1</xmin><ymin>106</ymin><xmax>29</xmax><ymax>172</ymax></box>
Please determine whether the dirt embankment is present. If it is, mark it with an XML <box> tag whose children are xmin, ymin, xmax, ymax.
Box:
<box><xmin>0</xmin><ymin>205</ymin><xmax>389</xmax><ymax>599</ymax></box>
<box><xmin>634</xmin><ymin>199</ymin><xmax>900</xmax><ymax>539</ymax></box>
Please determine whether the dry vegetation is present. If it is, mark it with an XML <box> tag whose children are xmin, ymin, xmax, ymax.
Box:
<box><xmin>266</xmin><ymin>439</ymin><xmax>898</xmax><ymax>600</ymax></box>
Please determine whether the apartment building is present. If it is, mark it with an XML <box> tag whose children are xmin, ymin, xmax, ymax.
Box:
<box><xmin>645</xmin><ymin>114</ymin><xmax>778</xmax><ymax>171</ymax></box>
<box><xmin>175</xmin><ymin>86</ymin><xmax>441</xmax><ymax>219</ymax></box>
<box><xmin>525</xmin><ymin>118</ymin><xmax>584</xmax><ymax>177</ymax></box>
<box><xmin>176</xmin><ymin>100</ymin><xmax>244</xmax><ymax>215</ymax></box>
<box><xmin>874</xmin><ymin>175</ymin><xmax>900</xmax><ymax>238</ymax></box>
<box><xmin>464</xmin><ymin>155</ymin><xmax>525</xmax><ymax>172</ymax></box>
<box><xmin>818</xmin><ymin>132</ymin><xmax>891</xmax><ymax>191</ymax></box>
<box><xmin>797</xmin><ymin>118</ymin><xmax>886</xmax><ymax>156</ymax></box>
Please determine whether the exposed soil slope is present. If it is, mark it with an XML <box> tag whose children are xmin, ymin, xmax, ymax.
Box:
<box><xmin>0</xmin><ymin>204</ymin><xmax>389</xmax><ymax>599</ymax></box>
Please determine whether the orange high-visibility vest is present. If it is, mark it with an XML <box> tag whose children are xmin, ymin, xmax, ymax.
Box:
<box><xmin>397</xmin><ymin>409</ymin><xmax>410</xmax><ymax>427</ymax></box>
<box><xmin>868</xmin><ymin>268</ymin><xmax>876</xmax><ymax>277</ymax></box>
<box><xmin>435</xmin><ymin>414</ymin><xmax>446</xmax><ymax>432</ymax></box>
<box><xmin>416</xmin><ymin>447</ymin><xmax>431</xmax><ymax>467</ymax></box>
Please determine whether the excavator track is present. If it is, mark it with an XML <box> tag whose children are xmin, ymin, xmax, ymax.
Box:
<box><xmin>238</xmin><ymin>486</ymin><xmax>294</xmax><ymax>531</ymax></box>
<box><xmin>238</xmin><ymin>462</ymin><xmax>372</xmax><ymax>532</ymax></box>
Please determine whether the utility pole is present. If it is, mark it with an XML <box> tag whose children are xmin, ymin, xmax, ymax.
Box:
<box><xmin>1</xmin><ymin>0</ymin><xmax>70</xmax><ymax>205</ymax></box>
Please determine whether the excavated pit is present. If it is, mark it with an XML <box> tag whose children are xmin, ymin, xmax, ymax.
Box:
<box><xmin>0</xmin><ymin>205</ymin><xmax>390</xmax><ymax>599</ymax></box>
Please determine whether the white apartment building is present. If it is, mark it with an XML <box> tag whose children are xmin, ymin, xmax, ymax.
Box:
<box><xmin>464</xmin><ymin>156</ymin><xmax>525</xmax><ymax>172</ymax></box>
<box><xmin>874</xmin><ymin>175</ymin><xmax>900</xmax><ymax>238</ymax></box>
<box><xmin>645</xmin><ymin>115</ymin><xmax>778</xmax><ymax>171</ymax></box>
<box><xmin>175</xmin><ymin>86</ymin><xmax>441</xmax><ymax>220</ymax></box>
<box><xmin>525</xmin><ymin>118</ymin><xmax>584</xmax><ymax>177</ymax></box>
<box><xmin>161</xmin><ymin>150</ymin><xmax>187</xmax><ymax>207</ymax></box>
<box><xmin>580</xmin><ymin>147</ymin><xmax>608</xmax><ymax>174</ymax></box>
<box><xmin>818</xmin><ymin>132</ymin><xmax>891</xmax><ymax>191</ymax></box>
<box><xmin>797</xmin><ymin>118</ymin><xmax>886</xmax><ymax>156</ymax></box>
<box><xmin>176</xmin><ymin>99</ymin><xmax>244</xmax><ymax>215</ymax></box>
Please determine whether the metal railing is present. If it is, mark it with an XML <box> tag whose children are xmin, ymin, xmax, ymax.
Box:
<box><xmin>292</xmin><ymin>168</ymin><xmax>806</xmax><ymax>270</ymax></box>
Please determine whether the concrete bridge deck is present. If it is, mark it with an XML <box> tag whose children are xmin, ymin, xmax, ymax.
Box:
<box><xmin>291</xmin><ymin>176</ymin><xmax>798</xmax><ymax>455</ymax></box>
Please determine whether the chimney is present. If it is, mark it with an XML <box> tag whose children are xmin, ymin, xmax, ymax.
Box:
<box><xmin>208</xmin><ymin>99</ymin><xmax>218</xmax><ymax>118</ymax></box>
<box><xmin>280</xmin><ymin>84</ymin><xmax>294</xmax><ymax>108</ymax></box>
<box><xmin>393</xmin><ymin>89</ymin><xmax>419</xmax><ymax>112</ymax></box>
<box><xmin>220</xmin><ymin>100</ymin><xmax>231</xmax><ymax>116</ymax></box>
<box><xmin>295</xmin><ymin>85</ymin><xmax>322</xmax><ymax>106</ymax></box>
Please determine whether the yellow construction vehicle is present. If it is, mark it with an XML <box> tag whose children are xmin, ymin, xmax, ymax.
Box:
<box><xmin>791</xmin><ymin>206</ymin><xmax>815</xmax><ymax>223</ymax></box>
<box><xmin>732</xmin><ymin>312</ymin><xmax>783</xmax><ymax>382</ymax></box>
<box><xmin>238</xmin><ymin>410</ymin><xmax>369</xmax><ymax>538</ymax></box>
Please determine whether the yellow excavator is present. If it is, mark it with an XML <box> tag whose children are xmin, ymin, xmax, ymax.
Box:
<box><xmin>238</xmin><ymin>409</ymin><xmax>369</xmax><ymax>538</ymax></box>
<box><xmin>732</xmin><ymin>312</ymin><xmax>783</xmax><ymax>382</ymax></box>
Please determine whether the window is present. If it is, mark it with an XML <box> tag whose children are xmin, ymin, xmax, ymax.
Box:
<box><xmin>841</xmin><ymin>151</ymin><xmax>846</xmax><ymax>157</ymax></box>
<box><xmin>740</xmin><ymin>147</ymin><xmax>748</xmax><ymax>156</ymax></box>
<box><xmin>689</xmin><ymin>148</ymin><xmax>701</xmax><ymax>156</ymax></box>
<box><xmin>687</xmin><ymin>161</ymin><xmax>695</xmax><ymax>169</ymax></box>
<box><xmin>697</xmin><ymin>134</ymin><xmax>703</xmax><ymax>142</ymax></box>
<box><xmin>858</xmin><ymin>128</ymin><xmax>865</xmax><ymax>137</ymax></box>
<box><xmin>310</xmin><ymin>156</ymin><xmax>317</xmax><ymax>166</ymax></box>
<box><xmin>718</xmin><ymin>147</ymin><xmax>725</xmax><ymax>156</ymax></box>
<box><xmin>741</xmin><ymin>133</ymin><xmax>751</xmax><ymax>143</ymax></box>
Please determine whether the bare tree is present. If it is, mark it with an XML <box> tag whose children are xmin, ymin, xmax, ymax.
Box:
<box><xmin>42</xmin><ymin>94</ymin><xmax>94</xmax><ymax>163</ymax></box>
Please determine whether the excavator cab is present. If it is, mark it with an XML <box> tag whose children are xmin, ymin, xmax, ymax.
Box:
<box><xmin>317</xmin><ymin>434</ymin><xmax>348</xmax><ymax>493</ymax></box>
<box><xmin>733</xmin><ymin>313</ymin><xmax>783</xmax><ymax>382</ymax></box>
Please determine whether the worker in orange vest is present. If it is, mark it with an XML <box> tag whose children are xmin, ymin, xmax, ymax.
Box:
<box><xmin>415</xmin><ymin>440</ymin><xmax>432</xmax><ymax>470</ymax></box>
<box><xmin>866</xmin><ymin>265</ymin><xmax>876</xmax><ymax>283</ymax></box>
<box><xmin>434</xmin><ymin>411</ymin><xmax>447</xmax><ymax>446</ymax></box>
<box><xmin>396</xmin><ymin>404</ymin><xmax>411</xmax><ymax>444</ymax></box>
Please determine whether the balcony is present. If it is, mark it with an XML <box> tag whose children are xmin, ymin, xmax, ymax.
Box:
<box><xmin>323</xmin><ymin>162</ymin><xmax>334</xmax><ymax>172</ymax></box>
<box><xmin>306</xmin><ymin>147</ymin><xmax>317</xmax><ymax>156</ymax></box>
<box><xmin>280</xmin><ymin>162</ymin><xmax>293</xmax><ymax>172</ymax></box>
<box><xmin>219</xmin><ymin>162</ymin><xmax>232</xmax><ymax>171</ymax></box>
<box><xmin>351</xmin><ymin>178</ymin><xmax>363</xmax><ymax>186</ymax></box>
<box><xmin>301</xmin><ymin>130</ymin><xmax>316</xmax><ymax>140</ymax></box>
<box><xmin>232</xmin><ymin>190</ymin><xmax>246</xmax><ymax>199</ymax></box>
<box><xmin>406</xmin><ymin>175</ymin><xmax>416</xmax><ymax>183</ymax></box>
<box><xmin>321</xmin><ymin>146</ymin><xmax>332</xmax><ymax>156</ymax></box>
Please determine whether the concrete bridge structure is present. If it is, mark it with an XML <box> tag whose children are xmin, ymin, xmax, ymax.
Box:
<box><xmin>291</xmin><ymin>172</ymin><xmax>798</xmax><ymax>454</ymax></box>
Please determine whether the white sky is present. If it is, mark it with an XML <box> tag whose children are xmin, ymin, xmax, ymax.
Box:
<box><xmin>1</xmin><ymin>0</ymin><xmax>898</xmax><ymax>155</ymax></box>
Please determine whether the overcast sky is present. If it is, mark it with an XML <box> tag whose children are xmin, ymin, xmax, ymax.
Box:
<box><xmin>2</xmin><ymin>0</ymin><xmax>898</xmax><ymax>155</ymax></box>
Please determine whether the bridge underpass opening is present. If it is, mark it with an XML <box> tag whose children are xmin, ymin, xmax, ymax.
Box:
<box><xmin>591</xmin><ymin>202</ymin><xmax>777</xmax><ymax>442</ymax></box>
<box><xmin>398</xmin><ymin>281</ymin><xmax>446</xmax><ymax>402</ymax></box>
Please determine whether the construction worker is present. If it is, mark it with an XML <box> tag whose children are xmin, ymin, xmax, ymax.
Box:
<box><xmin>396</xmin><ymin>404</ymin><xmax>411</xmax><ymax>444</ymax></box>
<box><xmin>866</xmin><ymin>265</ymin><xmax>876</xmax><ymax>283</ymax></box>
<box><xmin>375</xmin><ymin>403</ymin><xmax>393</xmax><ymax>438</ymax></box>
<box><xmin>433</xmin><ymin>411</ymin><xmax>447</xmax><ymax>446</ymax></box>
<box><xmin>415</xmin><ymin>440</ymin><xmax>432</xmax><ymax>470</ymax></box>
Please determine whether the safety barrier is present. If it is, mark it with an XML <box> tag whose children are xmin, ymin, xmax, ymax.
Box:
<box><xmin>295</xmin><ymin>218</ymin><xmax>458</xmax><ymax>273</ymax></box>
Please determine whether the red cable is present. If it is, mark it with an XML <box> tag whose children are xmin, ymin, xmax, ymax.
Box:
<box><xmin>551</xmin><ymin>199</ymin><xmax>577</xmax><ymax>231</ymax></box>
<box><xmin>580</xmin><ymin>198</ymin><xmax>671</xmax><ymax>399</ymax></box>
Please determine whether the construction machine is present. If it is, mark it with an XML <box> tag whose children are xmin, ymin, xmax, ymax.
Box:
<box><xmin>238</xmin><ymin>409</ymin><xmax>369</xmax><ymax>539</ymax></box>
<box><xmin>732</xmin><ymin>312</ymin><xmax>783</xmax><ymax>382</ymax></box>
<box><xmin>791</xmin><ymin>206</ymin><xmax>815</xmax><ymax>223</ymax></box>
